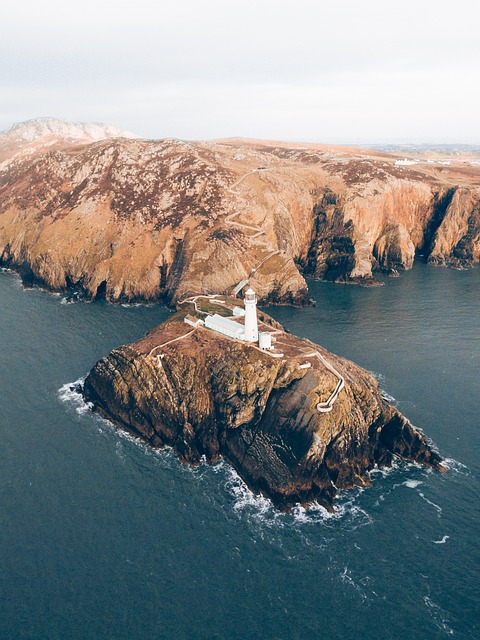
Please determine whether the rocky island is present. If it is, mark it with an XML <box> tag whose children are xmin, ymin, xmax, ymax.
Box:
<box><xmin>1</xmin><ymin>119</ymin><xmax>479</xmax><ymax>305</ymax></box>
<box><xmin>83</xmin><ymin>292</ymin><xmax>444</xmax><ymax>510</ymax></box>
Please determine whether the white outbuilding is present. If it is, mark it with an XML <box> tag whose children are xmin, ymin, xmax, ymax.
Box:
<box><xmin>258</xmin><ymin>332</ymin><xmax>272</xmax><ymax>350</ymax></box>
<box><xmin>232</xmin><ymin>306</ymin><xmax>246</xmax><ymax>317</ymax></box>
<box><xmin>204</xmin><ymin>314</ymin><xmax>245</xmax><ymax>340</ymax></box>
<box><xmin>184</xmin><ymin>315</ymin><xmax>204</xmax><ymax>328</ymax></box>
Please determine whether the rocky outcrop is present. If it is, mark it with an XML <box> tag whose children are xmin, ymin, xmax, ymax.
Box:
<box><xmin>83</xmin><ymin>308</ymin><xmax>443</xmax><ymax>510</ymax></box>
<box><xmin>427</xmin><ymin>188</ymin><xmax>480</xmax><ymax>267</ymax></box>
<box><xmin>1</xmin><ymin>123</ymin><xmax>479</xmax><ymax>302</ymax></box>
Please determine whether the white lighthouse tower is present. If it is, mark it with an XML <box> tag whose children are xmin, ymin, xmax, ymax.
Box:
<box><xmin>243</xmin><ymin>287</ymin><xmax>259</xmax><ymax>342</ymax></box>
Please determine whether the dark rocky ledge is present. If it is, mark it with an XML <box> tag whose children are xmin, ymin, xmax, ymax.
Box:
<box><xmin>83</xmin><ymin>304</ymin><xmax>444</xmax><ymax>511</ymax></box>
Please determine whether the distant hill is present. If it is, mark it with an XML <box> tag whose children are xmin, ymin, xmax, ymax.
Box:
<box><xmin>0</xmin><ymin>117</ymin><xmax>140</xmax><ymax>165</ymax></box>
<box><xmin>2</xmin><ymin>117</ymin><xmax>139</xmax><ymax>143</ymax></box>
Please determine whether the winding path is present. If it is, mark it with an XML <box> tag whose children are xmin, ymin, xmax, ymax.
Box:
<box><xmin>224</xmin><ymin>167</ymin><xmax>282</xmax><ymax>284</ymax></box>
<box><xmin>148</xmin><ymin>328</ymin><xmax>197</xmax><ymax>358</ymax></box>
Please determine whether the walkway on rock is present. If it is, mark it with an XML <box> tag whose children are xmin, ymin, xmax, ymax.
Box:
<box><xmin>227</xmin><ymin>167</ymin><xmax>275</xmax><ymax>191</ymax></box>
<box><xmin>303</xmin><ymin>351</ymin><xmax>345</xmax><ymax>413</ymax></box>
<box><xmin>224</xmin><ymin>209</ymin><xmax>266</xmax><ymax>240</ymax></box>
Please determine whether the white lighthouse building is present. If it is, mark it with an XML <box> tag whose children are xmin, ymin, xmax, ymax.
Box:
<box><xmin>243</xmin><ymin>287</ymin><xmax>259</xmax><ymax>342</ymax></box>
<box><xmin>199</xmin><ymin>286</ymin><xmax>273</xmax><ymax>349</ymax></box>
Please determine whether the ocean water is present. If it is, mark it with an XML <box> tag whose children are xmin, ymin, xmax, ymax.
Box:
<box><xmin>0</xmin><ymin>264</ymin><xmax>478</xmax><ymax>640</ymax></box>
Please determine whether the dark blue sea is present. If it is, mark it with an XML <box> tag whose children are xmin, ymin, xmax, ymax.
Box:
<box><xmin>0</xmin><ymin>263</ymin><xmax>478</xmax><ymax>640</ymax></box>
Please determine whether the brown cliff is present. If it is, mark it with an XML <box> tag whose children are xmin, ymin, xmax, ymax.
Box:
<box><xmin>83</xmin><ymin>304</ymin><xmax>443</xmax><ymax>510</ymax></box>
<box><xmin>1</xmin><ymin>121</ymin><xmax>479</xmax><ymax>303</ymax></box>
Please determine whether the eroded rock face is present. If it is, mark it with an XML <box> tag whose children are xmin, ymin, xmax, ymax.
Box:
<box><xmin>1</xmin><ymin>126</ymin><xmax>479</xmax><ymax>302</ymax></box>
<box><xmin>427</xmin><ymin>188</ymin><xmax>480</xmax><ymax>267</ymax></box>
<box><xmin>83</xmin><ymin>311</ymin><xmax>443</xmax><ymax>510</ymax></box>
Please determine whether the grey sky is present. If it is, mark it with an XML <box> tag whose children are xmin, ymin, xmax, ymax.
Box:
<box><xmin>2</xmin><ymin>0</ymin><xmax>479</xmax><ymax>143</ymax></box>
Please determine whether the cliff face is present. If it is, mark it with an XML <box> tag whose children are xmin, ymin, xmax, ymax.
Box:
<box><xmin>83</xmin><ymin>309</ymin><xmax>443</xmax><ymax>510</ymax></box>
<box><xmin>1</xmin><ymin>124</ymin><xmax>479</xmax><ymax>303</ymax></box>
<box><xmin>300</xmin><ymin>162</ymin><xmax>480</xmax><ymax>282</ymax></box>
<box><xmin>0</xmin><ymin>134</ymin><xmax>311</xmax><ymax>304</ymax></box>
<box><xmin>427</xmin><ymin>187</ymin><xmax>480</xmax><ymax>267</ymax></box>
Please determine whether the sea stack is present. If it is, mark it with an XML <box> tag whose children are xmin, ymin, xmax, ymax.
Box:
<box><xmin>83</xmin><ymin>298</ymin><xmax>444</xmax><ymax>511</ymax></box>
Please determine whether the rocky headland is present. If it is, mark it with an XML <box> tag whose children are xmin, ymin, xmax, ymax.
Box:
<box><xmin>1</xmin><ymin>120</ymin><xmax>479</xmax><ymax>304</ymax></box>
<box><xmin>83</xmin><ymin>298</ymin><xmax>444</xmax><ymax>510</ymax></box>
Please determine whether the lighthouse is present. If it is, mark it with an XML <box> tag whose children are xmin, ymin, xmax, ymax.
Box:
<box><xmin>244</xmin><ymin>287</ymin><xmax>259</xmax><ymax>342</ymax></box>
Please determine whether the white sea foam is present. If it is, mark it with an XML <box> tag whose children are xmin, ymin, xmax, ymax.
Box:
<box><xmin>58</xmin><ymin>378</ymin><xmax>177</xmax><ymax>467</ymax></box>
<box><xmin>115</xmin><ymin>440</ymin><xmax>128</xmax><ymax>463</ymax></box>
<box><xmin>58</xmin><ymin>377</ymin><xmax>92</xmax><ymax>414</ymax></box>
<box><xmin>221</xmin><ymin>457</ymin><xmax>434</xmax><ymax>531</ymax></box>
<box><xmin>57</xmin><ymin>381</ymin><xmax>377</xmax><ymax>533</ymax></box>
<box><xmin>368</xmin><ymin>458</ymin><xmax>402</xmax><ymax>479</ymax></box>
<box><xmin>442</xmin><ymin>457</ymin><xmax>471</xmax><ymax>476</ymax></box>
<box><xmin>404</xmin><ymin>479</ymin><xmax>423</xmax><ymax>489</ymax></box>
<box><xmin>109</xmin><ymin>426</ymin><xmax>177</xmax><ymax>469</ymax></box>
<box><xmin>433</xmin><ymin>535</ymin><xmax>449</xmax><ymax>545</ymax></box>
<box><xmin>222</xmin><ymin>464</ymin><xmax>281</xmax><ymax>520</ymax></box>
<box><xmin>380</xmin><ymin>390</ymin><xmax>397</xmax><ymax>404</ymax></box>
<box><xmin>419</xmin><ymin>492</ymin><xmax>443</xmax><ymax>515</ymax></box>
<box><xmin>290</xmin><ymin>502</ymin><xmax>344</xmax><ymax>526</ymax></box>
<box><xmin>370</xmin><ymin>372</ymin><xmax>398</xmax><ymax>404</ymax></box>
<box><xmin>218</xmin><ymin>462</ymin><xmax>374</xmax><ymax>531</ymax></box>
<box><xmin>423</xmin><ymin>596</ymin><xmax>454</xmax><ymax>635</ymax></box>
<box><xmin>120</xmin><ymin>302</ymin><xmax>157</xmax><ymax>308</ymax></box>
<box><xmin>371</xmin><ymin>370</ymin><xmax>385</xmax><ymax>383</ymax></box>
<box><xmin>330</xmin><ymin>498</ymin><xmax>373</xmax><ymax>530</ymax></box>
<box><xmin>336</xmin><ymin>566</ymin><xmax>374</xmax><ymax>603</ymax></box>
<box><xmin>1</xmin><ymin>269</ymin><xmax>24</xmax><ymax>288</ymax></box>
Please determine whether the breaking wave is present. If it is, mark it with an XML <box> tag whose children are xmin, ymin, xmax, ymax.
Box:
<box><xmin>423</xmin><ymin>596</ymin><xmax>454</xmax><ymax>636</ymax></box>
<box><xmin>442</xmin><ymin>457</ymin><xmax>471</xmax><ymax>476</ymax></box>
<box><xmin>58</xmin><ymin>377</ymin><xmax>177</xmax><ymax>466</ymax></box>
<box><xmin>218</xmin><ymin>462</ymin><xmax>373</xmax><ymax>532</ymax></box>
<box><xmin>58</xmin><ymin>377</ymin><xmax>92</xmax><ymax>414</ymax></box>
<box><xmin>58</xmin><ymin>379</ymin><xmax>448</xmax><ymax>537</ymax></box>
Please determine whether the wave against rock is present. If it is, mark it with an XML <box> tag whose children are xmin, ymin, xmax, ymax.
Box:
<box><xmin>83</xmin><ymin>303</ymin><xmax>444</xmax><ymax>510</ymax></box>
<box><xmin>0</xmin><ymin>124</ymin><xmax>479</xmax><ymax>304</ymax></box>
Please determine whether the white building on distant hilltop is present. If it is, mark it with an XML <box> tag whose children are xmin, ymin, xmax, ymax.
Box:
<box><xmin>395</xmin><ymin>158</ymin><xmax>419</xmax><ymax>166</ymax></box>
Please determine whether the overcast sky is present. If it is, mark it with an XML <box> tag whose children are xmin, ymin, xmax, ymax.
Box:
<box><xmin>1</xmin><ymin>0</ymin><xmax>479</xmax><ymax>143</ymax></box>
